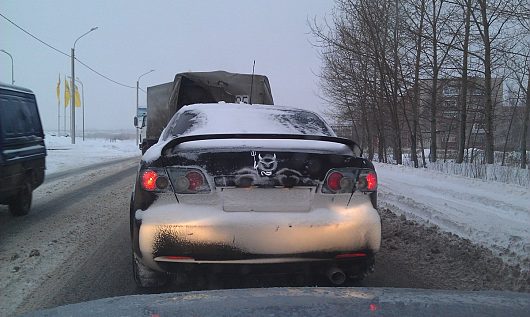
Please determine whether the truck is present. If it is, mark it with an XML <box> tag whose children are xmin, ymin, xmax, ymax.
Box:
<box><xmin>136</xmin><ymin>70</ymin><xmax>274</xmax><ymax>153</ymax></box>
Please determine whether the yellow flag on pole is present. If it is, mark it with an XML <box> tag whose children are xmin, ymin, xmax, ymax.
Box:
<box><xmin>56</xmin><ymin>75</ymin><xmax>60</xmax><ymax>106</ymax></box>
<box><xmin>74</xmin><ymin>84</ymin><xmax>81</xmax><ymax>107</ymax></box>
<box><xmin>64</xmin><ymin>79</ymin><xmax>70</xmax><ymax>107</ymax></box>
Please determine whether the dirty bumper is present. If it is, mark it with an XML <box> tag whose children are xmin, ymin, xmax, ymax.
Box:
<box><xmin>136</xmin><ymin>201</ymin><xmax>381</xmax><ymax>270</ymax></box>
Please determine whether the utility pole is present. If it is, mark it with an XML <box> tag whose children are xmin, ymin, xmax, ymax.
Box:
<box><xmin>71</xmin><ymin>27</ymin><xmax>97</xmax><ymax>144</ymax></box>
<box><xmin>79</xmin><ymin>78</ymin><xmax>85</xmax><ymax>141</ymax></box>
<box><xmin>57</xmin><ymin>74</ymin><xmax>60</xmax><ymax>136</ymax></box>
<box><xmin>64</xmin><ymin>74</ymin><xmax>67</xmax><ymax>136</ymax></box>
<box><xmin>71</xmin><ymin>47</ymin><xmax>75</xmax><ymax>144</ymax></box>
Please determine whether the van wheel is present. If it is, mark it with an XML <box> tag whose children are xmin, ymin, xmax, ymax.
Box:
<box><xmin>9</xmin><ymin>181</ymin><xmax>32</xmax><ymax>216</ymax></box>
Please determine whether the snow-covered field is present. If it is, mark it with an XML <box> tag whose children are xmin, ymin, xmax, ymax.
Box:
<box><xmin>44</xmin><ymin>135</ymin><xmax>139</xmax><ymax>175</ymax></box>
<box><xmin>375</xmin><ymin>162</ymin><xmax>530</xmax><ymax>272</ymax></box>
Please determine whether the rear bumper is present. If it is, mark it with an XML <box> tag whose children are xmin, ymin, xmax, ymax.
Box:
<box><xmin>155</xmin><ymin>253</ymin><xmax>375</xmax><ymax>279</ymax></box>
<box><xmin>134</xmin><ymin>200</ymin><xmax>381</xmax><ymax>272</ymax></box>
<box><xmin>0</xmin><ymin>159</ymin><xmax>45</xmax><ymax>203</ymax></box>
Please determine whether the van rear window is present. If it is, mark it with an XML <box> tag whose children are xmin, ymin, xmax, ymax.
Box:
<box><xmin>0</xmin><ymin>93</ymin><xmax>41</xmax><ymax>137</ymax></box>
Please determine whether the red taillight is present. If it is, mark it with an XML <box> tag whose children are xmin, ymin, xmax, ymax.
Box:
<box><xmin>174</xmin><ymin>170</ymin><xmax>207</xmax><ymax>193</ymax></box>
<box><xmin>324</xmin><ymin>168</ymin><xmax>376</xmax><ymax>193</ymax></box>
<box><xmin>327</xmin><ymin>171</ymin><xmax>343</xmax><ymax>192</ymax></box>
<box><xmin>335</xmin><ymin>252</ymin><xmax>367</xmax><ymax>259</ymax></box>
<box><xmin>141</xmin><ymin>170</ymin><xmax>158</xmax><ymax>191</ymax></box>
<box><xmin>164</xmin><ymin>256</ymin><xmax>194</xmax><ymax>260</ymax></box>
<box><xmin>141</xmin><ymin>169</ymin><xmax>169</xmax><ymax>191</ymax></box>
<box><xmin>366</xmin><ymin>172</ymin><xmax>377</xmax><ymax>191</ymax></box>
<box><xmin>155</xmin><ymin>256</ymin><xmax>195</xmax><ymax>262</ymax></box>
<box><xmin>324</xmin><ymin>171</ymin><xmax>354</xmax><ymax>193</ymax></box>
<box><xmin>357</xmin><ymin>170</ymin><xmax>377</xmax><ymax>192</ymax></box>
<box><xmin>186</xmin><ymin>171</ymin><xmax>204</xmax><ymax>191</ymax></box>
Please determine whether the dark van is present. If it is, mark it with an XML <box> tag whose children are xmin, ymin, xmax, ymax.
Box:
<box><xmin>0</xmin><ymin>83</ymin><xmax>46</xmax><ymax>216</ymax></box>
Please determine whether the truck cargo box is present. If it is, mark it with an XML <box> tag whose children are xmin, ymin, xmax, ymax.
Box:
<box><xmin>141</xmin><ymin>70</ymin><xmax>273</xmax><ymax>152</ymax></box>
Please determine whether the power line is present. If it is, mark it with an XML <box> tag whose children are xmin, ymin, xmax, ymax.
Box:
<box><xmin>0</xmin><ymin>11</ymin><xmax>136</xmax><ymax>90</ymax></box>
<box><xmin>0</xmin><ymin>12</ymin><xmax>69</xmax><ymax>58</ymax></box>
<box><xmin>75</xmin><ymin>58</ymin><xmax>136</xmax><ymax>89</ymax></box>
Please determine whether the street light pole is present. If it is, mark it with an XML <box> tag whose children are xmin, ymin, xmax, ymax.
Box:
<box><xmin>0</xmin><ymin>49</ymin><xmax>14</xmax><ymax>84</ymax></box>
<box><xmin>71</xmin><ymin>48</ymin><xmax>75</xmax><ymax>144</ymax></box>
<box><xmin>69</xmin><ymin>76</ymin><xmax>85</xmax><ymax>141</ymax></box>
<box><xmin>78</xmin><ymin>78</ymin><xmax>85</xmax><ymax>141</ymax></box>
<box><xmin>71</xmin><ymin>27</ymin><xmax>97</xmax><ymax>144</ymax></box>
<box><xmin>136</xmin><ymin>69</ymin><xmax>154</xmax><ymax>145</ymax></box>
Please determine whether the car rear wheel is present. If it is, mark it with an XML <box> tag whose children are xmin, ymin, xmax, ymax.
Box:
<box><xmin>8</xmin><ymin>181</ymin><xmax>32</xmax><ymax>217</ymax></box>
<box><xmin>132</xmin><ymin>252</ymin><xmax>168</xmax><ymax>288</ymax></box>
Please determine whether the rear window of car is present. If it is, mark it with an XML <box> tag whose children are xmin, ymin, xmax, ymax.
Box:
<box><xmin>0</xmin><ymin>90</ymin><xmax>41</xmax><ymax>138</ymax></box>
<box><xmin>160</xmin><ymin>104</ymin><xmax>335</xmax><ymax>141</ymax></box>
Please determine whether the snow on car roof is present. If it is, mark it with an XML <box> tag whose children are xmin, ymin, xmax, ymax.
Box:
<box><xmin>161</xmin><ymin>103</ymin><xmax>336</xmax><ymax>140</ymax></box>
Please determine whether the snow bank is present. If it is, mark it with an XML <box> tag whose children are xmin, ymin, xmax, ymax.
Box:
<box><xmin>44</xmin><ymin>135</ymin><xmax>139</xmax><ymax>175</ymax></box>
<box><xmin>375</xmin><ymin>162</ymin><xmax>530</xmax><ymax>271</ymax></box>
<box><xmin>426</xmin><ymin>161</ymin><xmax>530</xmax><ymax>188</ymax></box>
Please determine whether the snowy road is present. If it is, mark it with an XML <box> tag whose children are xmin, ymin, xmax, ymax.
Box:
<box><xmin>0</xmin><ymin>158</ymin><xmax>139</xmax><ymax>316</ymax></box>
<box><xmin>375</xmin><ymin>163</ymin><xmax>530</xmax><ymax>271</ymax></box>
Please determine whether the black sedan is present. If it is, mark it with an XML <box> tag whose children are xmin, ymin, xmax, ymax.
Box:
<box><xmin>130</xmin><ymin>103</ymin><xmax>380</xmax><ymax>288</ymax></box>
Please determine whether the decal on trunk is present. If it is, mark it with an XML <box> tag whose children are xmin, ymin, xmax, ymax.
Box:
<box><xmin>251</xmin><ymin>151</ymin><xmax>278</xmax><ymax>176</ymax></box>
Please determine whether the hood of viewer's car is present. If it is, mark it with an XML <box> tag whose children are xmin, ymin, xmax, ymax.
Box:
<box><xmin>25</xmin><ymin>287</ymin><xmax>530</xmax><ymax>317</ymax></box>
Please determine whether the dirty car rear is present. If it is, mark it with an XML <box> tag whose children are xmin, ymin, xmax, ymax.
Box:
<box><xmin>130</xmin><ymin>103</ymin><xmax>381</xmax><ymax>288</ymax></box>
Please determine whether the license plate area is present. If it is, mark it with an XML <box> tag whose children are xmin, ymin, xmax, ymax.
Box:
<box><xmin>221</xmin><ymin>188</ymin><xmax>313</xmax><ymax>212</ymax></box>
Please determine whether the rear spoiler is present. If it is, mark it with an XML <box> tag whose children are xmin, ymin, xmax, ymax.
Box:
<box><xmin>161</xmin><ymin>134</ymin><xmax>363</xmax><ymax>157</ymax></box>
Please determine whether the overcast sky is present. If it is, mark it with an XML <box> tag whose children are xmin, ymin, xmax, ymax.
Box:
<box><xmin>1</xmin><ymin>0</ymin><xmax>335</xmax><ymax>133</ymax></box>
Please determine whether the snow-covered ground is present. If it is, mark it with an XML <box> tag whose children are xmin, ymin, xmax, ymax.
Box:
<box><xmin>375</xmin><ymin>162</ymin><xmax>530</xmax><ymax>271</ymax></box>
<box><xmin>44</xmin><ymin>135</ymin><xmax>139</xmax><ymax>175</ymax></box>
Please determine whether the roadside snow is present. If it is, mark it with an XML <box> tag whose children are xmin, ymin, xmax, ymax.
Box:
<box><xmin>375</xmin><ymin>162</ymin><xmax>530</xmax><ymax>271</ymax></box>
<box><xmin>44</xmin><ymin>135</ymin><xmax>139</xmax><ymax>175</ymax></box>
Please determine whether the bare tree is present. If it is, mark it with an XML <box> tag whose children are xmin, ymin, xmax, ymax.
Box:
<box><xmin>456</xmin><ymin>0</ymin><xmax>473</xmax><ymax>163</ymax></box>
<box><xmin>514</xmin><ymin>6</ymin><xmax>530</xmax><ymax>168</ymax></box>
<box><xmin>310</xmin><ymin>0</ymin><xmax>527</xmax><ymax>167</ymax></box>
<box><xmin>471</xmin><ymin>0</ymin><xmax>518</xmax><ymax>163</ymax></box>
<box><xmin>310</xmin><ymin>0</ymin><xmax>409</xmax><ymax>164</ymax></box>
<box><xmin>422</xmin><ymin>0</ymin><xmax>460</xmax><ymax>162</ymax></box>
<box><xmin>411</xmin><ymin>0</ymin><xmax>427</xmax><ymax>168</ymax></box>
<box><xmin>520</xmin><ymin>62</ymin><xmax>530</xmax><ymax>168</ymax></box>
